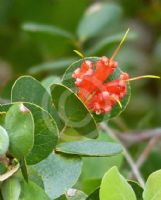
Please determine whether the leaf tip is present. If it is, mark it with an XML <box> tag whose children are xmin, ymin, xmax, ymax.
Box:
<box><xmin>19</xmin><ymin>104</ymin><xmax>29</xmax><ymax>113</ymax></box>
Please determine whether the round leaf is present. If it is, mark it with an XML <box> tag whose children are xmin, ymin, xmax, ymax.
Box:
<box><xmin>100</xmin><ymin>166</ymin><xmax>136</xmax><ymax>200</ymax></box>
<box><xmin>24</xmin><ymin>103</ymin><xmax>59</xmax><ymax>165</ymax></box>
<box><xmin>79</xmin><ymin>132</ymin><xmax>123</xmax><ymax>193</ymax></box>
<box><xmin>0</xmin><ymin>126</ymin><xmax>9</xmax><ymax>156</ymax></box>
<box><xmin>56</xmin><ymin>140</ymin><xmax>122</xmax><ymax>157</ymax></box>
<box><xmin>62</xmin><ymin>57</ymin><xmax>131</xmax><ymax>122</ymax></box>
<box><xmin>5</xmin><ymin>103</ymin><xmax>34</xmax><ymax>159</ymax></box>
<box><xmin>77</xmin><ymin>2</ymin><xmax>122</xmax><ymax>41</ymax></box>
<box><xmin>22</xmin><ymin>23</ymin><xmax>74</xmax><ymax>40</ymax></box>
<box><xmin>50</xmin><ymin>84</ymin><xmax>99</xmax><ymax>138</ymax></box>
<box><xmin>0</xmin><ymin>103</ymin><xmax>59</xmax><ymax>165</ymax></box>
<box><xmin>33</xmin><ymin>153</ymin><xmax>82</xmax><ymax>199</ymax></box>
<box><xmin>19</xmin><ymin>181</ymin><xmax>50</xmax><ymax>200</ymax></box>
<box><xmin>11</xmin><ymin>75</ymin><xmax>63</xmax><ymax>130</ymax></box>
<box><xmin>143</xmin><ymin>169</ymin><xmax>161</xmax><ymax>200</ymax></box>
<box><xmin>27</xmin><ymin>167</ymin><xmax>44</xmax><ymax>189</ymax></box>
<box><xmin>1</xmin><ymin>177</ymin><xmax>21</xmax><ymax>200</ymax></box>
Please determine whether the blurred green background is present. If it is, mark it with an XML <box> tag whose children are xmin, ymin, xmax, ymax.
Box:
<box><xmin>0</xmin><ymin>0</ymin><xmax>161</xmax><ymax>194</ymax></box>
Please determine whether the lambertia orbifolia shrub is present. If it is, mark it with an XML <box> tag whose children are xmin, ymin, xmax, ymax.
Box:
<box><xmin>0</xmin><ymin>30</ymin><xmax>160</xmax><ymax>200</ymax></box>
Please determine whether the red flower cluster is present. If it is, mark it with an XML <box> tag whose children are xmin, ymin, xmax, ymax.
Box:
<box><xmin>72</xmin><ymin>56</ymin><xmax>129</xmax><ymax>114</ymax></box>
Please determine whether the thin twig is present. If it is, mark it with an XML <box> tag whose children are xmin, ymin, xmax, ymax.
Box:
<box><xmin>129</xmin><ymin>135</ymin><xmax>160</xmax><ymax>179</ymax></box>
<box><xmin>117</xmin><ymin>128</ymin><xmax>161</xmax><ymax>147</ymax></box>
<box><xmin>100</xmin><ymin>122</ymin><xmax>145</xmax><ymax>188</ymax></box>
<box><xmin>136</xmin><ymin>135</ymin><xmax>160</xmax><ymax>168</ymax></box>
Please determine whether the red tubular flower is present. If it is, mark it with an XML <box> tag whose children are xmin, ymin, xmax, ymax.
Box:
<box><xmin>72</xmin><ymin>57</ymin><xmax>129</xmax><ymax>114</ymax></box>
<box><xmin>93</xmin><ymin>56</ymin><xmax>118</xmax><ymax>83</ymax></box>
<box><xmin>72</xmin><ymin>29</ymin><xmax>160</xmax><ymax>114</ymax></box>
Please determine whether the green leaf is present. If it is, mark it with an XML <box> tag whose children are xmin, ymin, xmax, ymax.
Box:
<box><xmin>1</xmin><ymin>177</ymin><xmax>21</xmax><ymax>200</ymax></box>
<box><xmin>0</xmin><ymin>103</ymin><xmax>59</xmax><ymax>164</ymax></box>
<box><xmin>19</xmin><ymin>181</ymin><xmax>50</xmax><ymax>200</ymax></box>
<box><xmin>34</xmin><ymin>152</ymin><xmax>82</xmax><ymax>199</ymax></box>
<box><xmin>128</xmin><ymin>181</ymin><xmax>143</xmax><ymax>200</ymax></box>
<box><xmin>0</xmin><ymin>125</ymin><xmax>9</xmax><ymax>156</ymax></box>
<box><xmin>77</xmin><ymin>2</ymin><xmax>122</xmax><ymax>41</ymax></box>
<box><xmin>86</xmin><ymin>188</ymin><xmax>99</xmax><ymax>200</ymax></box>
<box><xmin>143</xmin><ymin>169</ymin><xmax>161</xmax><ymax>200</ymax></box>
<box><xmin>22</xmin><ymin>22</ymin><xmax>74</xmax><ymax>40</ymax></box>
<box><xmin>100</xmin><ymin>166</ymin><xmax>136</xmax><ymax>200</ymax></box>
<box><xmin>24</xmin><ymin>103</ymin><xmax>59</xmax><ymax>165</ymax></box>
<box><xmin>5</xmin><ymin>103</ymin><xmax>34</xmax><ymax>159</ymax></box>
<box><xmin>62</xmin><ymin>57</ymin><xmax>131</xmax><ymax>122</ymax></box>
<box><xmin>51</xmin><ymin>84</ymin><xmax>98</xmax><ymax>138</ymax></box>
<box><xmin>29</xmin><ymin>58</ymin><xmax>76</xmax><ymax>75</ymax></box>
<box><xmin>11</xmin><ymin>76</ymin><xmax>52</xmax><ymax>113</ymax></box>
<box><xmin>56</xmin><ymin>140</ymin><xmax>122</xmax><ymax>157</ymax></box>
<box><xmin>27</xmin><ymin>167</ymin><xmax>44</xmax><ymax>189</ymax></box>
<box><xmin>80</xmin><ymin>154</ymin><xmax>122</xmax><ymax>194</ymax></box>
<box><xmin>79</xmin><ymin>132</ymin><xmax>123</xmax><ymax>194</ymax></box>
<box><xmin>11</xmin><ymin>75</ymin><xmax>63</xmax><ymax>130</ymax></box>
<box><xmin>85</xmin><ymin>32</ymin><xmax>137</xmax><ymax>55</ymax></box>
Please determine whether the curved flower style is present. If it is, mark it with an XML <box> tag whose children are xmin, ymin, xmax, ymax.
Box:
<box><xmin>72</xmin><ymin>57</ymin><xmax>129</xmax><ymax>114</ymax></box>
